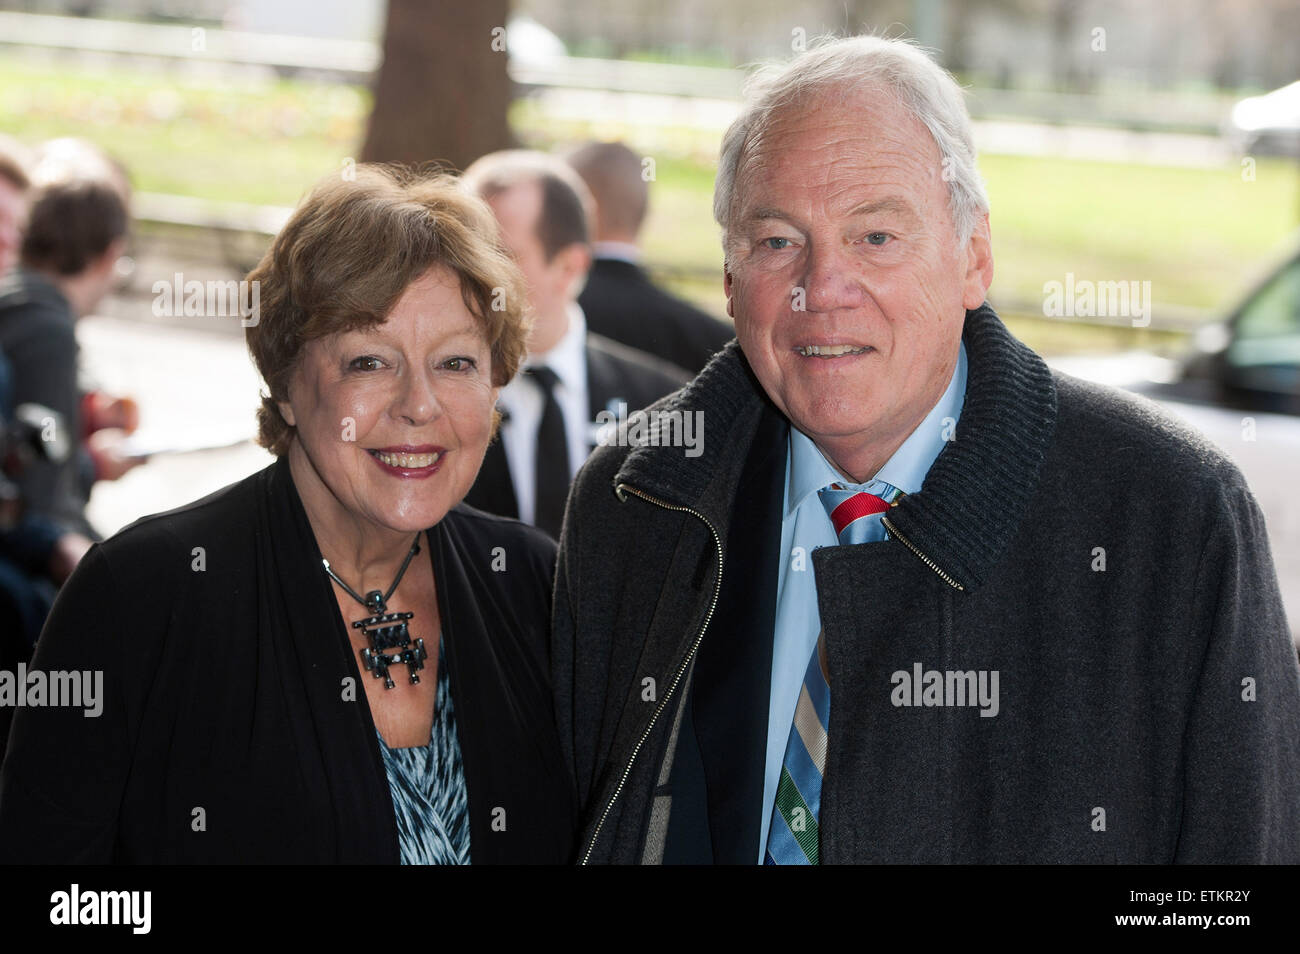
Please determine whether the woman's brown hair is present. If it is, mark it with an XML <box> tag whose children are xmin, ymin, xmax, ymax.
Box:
<box><xmin>245</xmin><ymin>164</ymin><xmax>529</xmax><ymax>456</ymax></box>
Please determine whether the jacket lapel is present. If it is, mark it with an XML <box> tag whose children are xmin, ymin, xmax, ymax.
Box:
<box><xmin>463</xmin><ymin>435</ymin><xmax>518</xmax><ymax>519</ymax></box>
<box><xmin>689</xmin><ymin>404</ymin><xmax>788</xmax><ymax>862</ymax></box>
<box><xmin>259</xmin><ymin>456</ymin><xmax>400</xmax><ymax>863</ymax></box>
<box><xmin>585</xmin><ymin>342</ymin><xmax>617</xmax><ymax>421</ymax></box>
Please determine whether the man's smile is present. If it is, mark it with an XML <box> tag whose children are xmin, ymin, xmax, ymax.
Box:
<box><xmin>793</xmin><ymin>344</ymin><xmax>874</xmax><ymax>358</ymax></box>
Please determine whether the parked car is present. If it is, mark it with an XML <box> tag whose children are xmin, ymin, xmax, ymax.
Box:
<box><xmin>1045</xmin><ymin>234</ymin><xmax>1300</xmax><ymax>643</ymax></box>
<box><xmin>1182</xmin><ymin>229</ymin><xmax>1300</xmax><ymax>415</ymax></box>
<box><xmin>1226</xmin><ymin>80</ymin><xmax>1300</xmax><ymax>158</ymax></box>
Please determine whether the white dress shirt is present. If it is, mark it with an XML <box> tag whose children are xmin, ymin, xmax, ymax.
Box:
<box><xmin>590</xmin><ymin>240</ymin><xmax>641</xmax><ymax>265</ymax></box>
<box><xmin>495</xmin><ymin>303</ymin><xmax>592</xmax><ymax>525</ymax></box>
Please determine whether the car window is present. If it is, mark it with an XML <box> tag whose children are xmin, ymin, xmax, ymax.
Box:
<box><xmin>1227</xmin><ymin>257</ymin><xmax>1300</xmax><ymax>397</ymax></box>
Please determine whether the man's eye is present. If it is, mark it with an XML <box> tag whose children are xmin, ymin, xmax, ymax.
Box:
<box><xmin>348</xmin><ymin>356</ymin><xmax>383</xmax><ymax>372</ymax></box>
<box><xmin>865</xmin><ymin>232</ymin><xmax>891</xmax><ymax>246</ymax></box>
<box><xmin>762</xmin><ymin>237</ymin><xmax>793</xmax><ymax>250</ymax></box>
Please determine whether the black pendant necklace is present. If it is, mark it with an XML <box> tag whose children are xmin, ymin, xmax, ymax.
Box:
<box><xmin>322</xmin><ymin>536</ymin><xmax>427</xmax><ymax>690</ymax></box>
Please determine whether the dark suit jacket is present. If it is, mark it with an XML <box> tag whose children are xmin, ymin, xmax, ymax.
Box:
<box><xmin>578</xmin><ymin>257</ymin><xmax>734</xmax><ymax>374</ymax></box>
<box><xmin>0</xmin><ymin>455</ymin><xmax>577</xmax><ymax>863</ymax></box>
<box><xmin>463</xmin><ymin>332</ymin><xmax>689</xmax><ymax>529</ymax></box>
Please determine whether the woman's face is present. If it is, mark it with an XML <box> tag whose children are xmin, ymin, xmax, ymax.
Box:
<box><xmin>280</xmin><ymin>266</ymin><xmax>498</xmax><ymax>536</ymax></box>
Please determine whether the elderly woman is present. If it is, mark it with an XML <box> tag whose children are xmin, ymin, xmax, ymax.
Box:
<box><xmin>0</xmin><ymin>166</ymin><xmax>576</xmax><ymax>863</ymax></box>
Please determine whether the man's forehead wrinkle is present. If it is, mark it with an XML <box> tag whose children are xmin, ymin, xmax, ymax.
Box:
<box><xmin>728</xmin><ymin>84</ymin><xmax>953</xmax><ymax>248</ymax></box>
<box><xmin>738</xmin><ymin>149</ymin><xmax>933</xmax><ymax>220</ymax></box>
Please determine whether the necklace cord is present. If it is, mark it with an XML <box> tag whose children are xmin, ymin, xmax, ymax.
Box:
<box><xmin>322</xmin><ymin>535</ymin><xmax>422</xmax><ymax>609</ymax></box>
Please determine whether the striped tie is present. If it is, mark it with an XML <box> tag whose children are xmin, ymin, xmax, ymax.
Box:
<box><xmin>764</xmin><ymin>479</ymin><xmax>901</xmax><ymax>865</ymax></box>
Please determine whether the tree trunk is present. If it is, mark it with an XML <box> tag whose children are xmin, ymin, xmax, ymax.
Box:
<box><xmin>360</xmin><ymin>0</ymin><xmax>513</xmax><ymax>172</ymax></box>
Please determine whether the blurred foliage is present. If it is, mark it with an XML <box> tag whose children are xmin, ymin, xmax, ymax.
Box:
<box><xmin>3</xmin><ymin>50</ymin><xmax>1298</xmax><ymax>350</ymax></box>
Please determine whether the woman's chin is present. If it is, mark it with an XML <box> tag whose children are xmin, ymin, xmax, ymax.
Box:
<box><xmin>368</xmin><ymin>485</ymin><xmax>473</xmax><ymax>533</ymax></box>
<box><xmin>368</xmin><ymin>505</ymin><xmax>454</xmax><ymax>534</ymax></box>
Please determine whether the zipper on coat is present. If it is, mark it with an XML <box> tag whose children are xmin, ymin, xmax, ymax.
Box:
<box><xmin>578</xmin><ymin>481</ymin><xmax>726</xmax><ymax>865</ymax></box>
<box><xmin>880</xmin><ymin>514</ymin><xmax>965</xmax><ymax>592</ymax></box>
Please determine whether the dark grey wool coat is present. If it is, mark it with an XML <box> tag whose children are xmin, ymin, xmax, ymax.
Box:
<box><xmin>552</xmin><ymin>303</ymin><xmax>1300</xmax><ymax>864</ymax></box>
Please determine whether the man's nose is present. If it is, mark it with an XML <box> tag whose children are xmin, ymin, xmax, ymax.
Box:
<box><xmin>799</xmin><ymin>241</ymin><xmax>869</xmax><ymax>314</ymax></box>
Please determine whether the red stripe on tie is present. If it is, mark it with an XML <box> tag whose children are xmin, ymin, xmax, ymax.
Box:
<box><xmin>829</xmin><ymin>492</ymin><xmax>890</xmax><ymax>537</ymax></box>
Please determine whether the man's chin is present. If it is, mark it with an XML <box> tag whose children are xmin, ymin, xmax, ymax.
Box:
<box><xmin>789</xmin><ymin>416</ymin><xmax>873</xmax><ymax>451</ymax></box>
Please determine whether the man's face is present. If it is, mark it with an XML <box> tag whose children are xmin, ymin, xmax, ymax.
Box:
<box><xmin>725</xmin><ymin>86</ymin><xmax>992</xmax><ymax>482</ymax></box>
<box><xmin>0</xmin><ymin>177</ymin><xmax>27</xmax><ymax>273</ymax></box>
<box><xmin>486</xmin><ymin>181</ymin><xmax>573</xmax><ymax>332</ymax></box>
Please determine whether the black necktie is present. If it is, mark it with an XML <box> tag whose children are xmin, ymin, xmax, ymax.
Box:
<box><xmin>528</xmin><ymin>365</ymin><xmax>569</xmax><ymax>539</ymax></box>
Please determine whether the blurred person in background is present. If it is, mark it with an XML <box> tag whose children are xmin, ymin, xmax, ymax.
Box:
<box><xmin>461</xmin><ymin>150</ymin><xmax>688</xmax><ymax>540</ymax></box>
<box><xmin>0</xmin><ymin>141</ymin><xmax>46</xmax><ymax>662</ymax></box>
<box><xmin>0</xmin><ymin>138</ymin><xmax>143</xmax><ymax>547</ymax></box>
<box><xmin>0</xmin><ymin>166</ymin><xmax>576</xmax><ymax>863</ymax></box>
<box><xmin>568</xmin><ymin>140</ymin><xmax>734</xmax><ymax>374</ymax></box>
<box><xmin>0</xmin><ymin>139</ymin><xmax>118</xmax><ymax>752</ymax></box>
<box><xmin>0</xmin><ymin>136</ymin><xmax>31</xmax><ymax>275</ymax></box>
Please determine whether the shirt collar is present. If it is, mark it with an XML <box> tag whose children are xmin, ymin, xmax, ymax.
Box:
<box><xmin>590</xmin><ymin>241</ymin><xmax>641</xmax><ymax>265</ymax></box>
<box><xmin>785</xmin><ymin>341</ymin><xmax>968</xmax><ymax>517</ymax></box>
<box><xmin>505</xmin><ymin>302</ymin><xmax>587</xmax><ymax>404</ymax></box>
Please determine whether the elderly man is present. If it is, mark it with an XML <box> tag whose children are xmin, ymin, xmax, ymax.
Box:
<box><xmin>552</xmin><ymin>36</ymin><xmax>1300</xmax><ymax>865</ymax></box>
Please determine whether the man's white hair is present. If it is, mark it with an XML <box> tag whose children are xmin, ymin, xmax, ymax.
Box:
<box><xmin>714</xmin><ymin>35</ymin><xmax>989</xmax><ymax>255</ymax></box>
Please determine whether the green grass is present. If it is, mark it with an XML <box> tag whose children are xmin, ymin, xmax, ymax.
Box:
<box><xmin>981</xmin><ymin>154</ymin><xmax>1300</xmax><ymax>314</ymax></box>
<box><xmin>0</xmin><ymin>53</ymin><xmax>368</xmax><ymax>207</ymax></box>
<box><xmin>4</xmin><ymin>48</ymin><xmax>1298</xmax><ymax>338</ymax></box>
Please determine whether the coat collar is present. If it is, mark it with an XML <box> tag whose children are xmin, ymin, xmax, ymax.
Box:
<box><xmin>612</xmin><ymin>304</ymin><xmax>1057</xmax><ymax>591</ymax></box>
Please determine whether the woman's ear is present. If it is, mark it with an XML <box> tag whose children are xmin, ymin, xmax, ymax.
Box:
<box><xmin>487</xmin><ymin>384</ymin><xmax>502</xmax><ymax>439</ymax></box>
<box><xmin>276</xmin><ymin>396</ymin><xmax>296</xmax><ymax>427</ymax></box>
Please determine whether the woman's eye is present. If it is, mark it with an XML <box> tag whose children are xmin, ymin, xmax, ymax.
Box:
<box><xmin>348</xmin><ymin>355</ymin><xmax>383</xmax><ymax>372</ymax></box>
<box><xmin>762</xmin><ymin>237</ymin><xmax>793</xmax><ymax>250</ymax></box>
<box><xmin>865</xmin><ymin>232</ymin><xmax>891</xmax><ymax>246</ymax></box>
<box><xmin>443</xmin><ymin>356</ymin><xmax>476</xmax><ymax>372</ymax></box>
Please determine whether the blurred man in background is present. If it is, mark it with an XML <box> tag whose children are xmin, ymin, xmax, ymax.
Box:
<box><xmin>568</xmin><ymin>141</ymin><xmax>733</xmax><ymax>374</ymax></box>
<box><xmin>0</xmin><ymin>139</ymin><xmax>143</xmax><ymax>547</ymax></box>
<box><xmin>460</xmin><ymin>150</ymin><xmax>687</xmax><ymax>539</ymax></box>
<box><xmin>0</xmin><ymin>138</ymin><xmax>127</xmax><ymax>754</ymax></box>
<box><xmin>0</xmin><ymin>137</ymin><xmax>30</xmax><ymax>276</ymax></box>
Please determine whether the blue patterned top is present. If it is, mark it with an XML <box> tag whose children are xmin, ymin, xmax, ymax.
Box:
<box><xmin>375</xmin><ymin>645</ymin><xmax>471</xmax><ymax>865</ymax></box>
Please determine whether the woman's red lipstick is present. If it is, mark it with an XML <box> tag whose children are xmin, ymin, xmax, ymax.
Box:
<box><xmin>365</xmin><ymin>445</ymin><xmax>445</xmax><ymax>478</ymax></box>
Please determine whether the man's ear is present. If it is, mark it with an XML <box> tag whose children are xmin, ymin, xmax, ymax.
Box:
<box><xmin>961</xmin><ymin>214</ymin><xmax>994</xmax><ymax>311</ymax></box>
<box><xmin>556</xmin><ymin>243</ymin><xmax>592</xmax><ymax>296</ymax></box>
<box><xmin>723</xmin><ymin>267</ymin><xmax>735</xmax><ymax>319</ymax></box>
<box><xmin>95</xmin><ymin>236</ymin><xmax>128</xmax><ymax>279</ymax></box>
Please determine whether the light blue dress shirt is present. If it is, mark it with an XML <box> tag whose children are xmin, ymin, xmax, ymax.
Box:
<box><xmin>758</xmin><ymin>341</ymin><xmax>968</xmax><ymax>861</ymax></box>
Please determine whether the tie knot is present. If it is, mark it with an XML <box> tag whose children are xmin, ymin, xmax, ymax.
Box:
<box><xmin>818</xmin><ymin>481</ymin><xmax>901</xmax><ymax>545</ymax></box>
<box><xmin>527</xmin><ymin>365</ymin><xmax>561</xmax><ymax>393</ymax></box>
